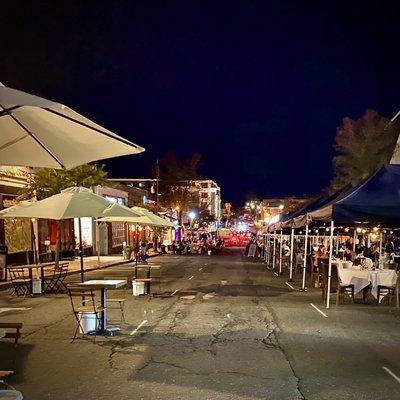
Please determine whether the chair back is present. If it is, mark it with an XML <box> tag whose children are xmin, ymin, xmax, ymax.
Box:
<box><xmin>9</xmin><ymin>268</ymin><xmax>28</xmax><ymax>282</ymax></box>
<box><xmin>67</xmin><ymin>286</ymin><xmax>97</xmax><ymax>313</ymax></box>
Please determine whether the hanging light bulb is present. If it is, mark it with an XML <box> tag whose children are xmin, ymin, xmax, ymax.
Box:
<box><xmin>344</xmin><ymin>227</ymin><xmax>349</xmax><ymax>232</ymax></box>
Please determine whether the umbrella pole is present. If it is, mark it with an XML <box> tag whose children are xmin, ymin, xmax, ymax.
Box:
<box><xmin>289</xmin><ymin>227</ymin><xmax>294</xmax><ymax>282</ymax></box>
<box><xmin>78</xmin><ymin>217</ymin><xmax>84</xmax><ymax>283</ymax></box>
<box><xmin>135</xmin><ymin>225</ymin><xmax>139</xmax><ymax>266</ymax></box>
<box><xmin>96</xmin><ymin>220</ymin><xmax>100</xmax><ymax>267</ymax></box>
<box><xmin>326</xmin><ymin>221</ymin><xmax>334</xmax><ymax>309</ymax></box>
<box><xmin>301</xmin><ymin>225</ymin><xmax>309</xmax><ymax>291</ymax></box>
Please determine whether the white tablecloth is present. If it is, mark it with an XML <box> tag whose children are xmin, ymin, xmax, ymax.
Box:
<box><xmin>338</xmin><ymin>268</ymin><xmax>398</xmax><ymax>300</ymax></box>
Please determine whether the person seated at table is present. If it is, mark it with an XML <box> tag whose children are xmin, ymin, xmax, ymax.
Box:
<box><xmin>344</xmin><ymin>247</ymin><xmax>355</xmax><ymax>262</ymax></box>
<box><xmin>282</xmin><ymin>241</ymin><xmax>290</xmax><ymax>257</ymax></box>
<box><xmin>138</xmin><ymin>241</ymin><xmax>149</xmax><ymax>263</ymax></box>
<box><xmin>365</xmin><ymin>244</ymin><xmax>379</xmax><ymax>264</ymax></box>
<box><xmin>314</xmin><ymin>245</ymin><xmax>328</xmax><ymax>267</ymax></box>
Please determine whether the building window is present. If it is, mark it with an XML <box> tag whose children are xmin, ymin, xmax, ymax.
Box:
<box><xmin>112</xmin><ymin>222</ymin><xmax>125</xmax><ymax>247</ymax></box>
<box><xmin>201</xmin><ymin>182</ymin><xmax>209</xmax><ymax>188</ymax></box>
<box><xmin>201</xmin><ymin>192</ymin><xmax>208</xmax><ymax>199</ymax></box>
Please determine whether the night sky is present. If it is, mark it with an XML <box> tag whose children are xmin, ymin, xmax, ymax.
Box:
<box><xmin>1</xmin><ymin>1</ymin><xmax>400</xmax><ymax>206</ymax></box>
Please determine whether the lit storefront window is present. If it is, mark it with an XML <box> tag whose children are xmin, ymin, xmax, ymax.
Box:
<box><xmin>74</xmin><ymin>217</ymin><xmax>93</xmax><ymax>247</ymax></box>
<box><xmin>112</xmin><ymin>222</ymin><xmax>125</xmax><ymax>247</ymax></box>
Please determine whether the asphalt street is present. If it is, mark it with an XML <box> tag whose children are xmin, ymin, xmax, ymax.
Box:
<box><xmin>1</xmin><ymin>248</ymin><xmax>400</xmax><ymax>399</ymax></box>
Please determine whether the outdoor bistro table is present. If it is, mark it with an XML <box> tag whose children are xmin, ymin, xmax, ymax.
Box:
<box><xmin>8</xmin><ymin>262</ymin><xmax>55</xmax><ymax>294</ymax></box>
<box><xmin>338</xmin><ymin>267</ymin><xmax>397</xmax><ymax>301</ymax></box>
<box><xmin>77</xmin><ymin>279</ymin><xmax>127</xmax><ymax>334</ymax></box>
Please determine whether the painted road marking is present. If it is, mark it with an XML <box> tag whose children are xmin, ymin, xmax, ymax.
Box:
<box><xmin>130</xmin><ymin>320</ymin><xmax>147</xmax><ymax>336</ymax></box>
<box><xmin>172</xmin><ymin>289</ymin><xmax>179</xmax><ymax>295</ymax></box>
<box><xmin>383</xmin><ymin>366</ymin><xmax>400</xmax><ymax>384</ymax></box>
<box><xmin>274</xmin><ymin>272</ymin><xmax>279</xmax><ymax>276</ymax></box>
<box><xmin>310</xmin><ymin>303</ymin><xmax>328</xmax><ymax>318</ymax></box>
<box><xmin>0</xmin><ymin>307</ymin><xmax>32</xmax><ymax>314</ymax></box>
<box><xmin>199</xmin><ymin>267</ymin><xmax>203</xmax><ymax>271</ymax></box>
<box><xmin>285</xmin><ymin>282</ymin><xmax>295</xmax><ymax>290</ymax></box>
<box><xmin>188</xmin><ymin>275</ymin><xmax>194</xmax><ymax>280</ymax></box>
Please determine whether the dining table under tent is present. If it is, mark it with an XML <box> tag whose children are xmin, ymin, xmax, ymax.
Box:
<box><xmin>269</xmin><ymin>164</ymin><xmax>400</xmax><ymax>308</ymax></box>
<box><xmin>263</xmin><ymin>185</ymin><xmax>356</xmax><ymax>285</ymax></box>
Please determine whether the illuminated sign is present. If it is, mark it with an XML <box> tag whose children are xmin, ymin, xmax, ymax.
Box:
<box><xmin>104</xmin><ymin>195</ymin><xmax>124</xmax><ymax>205</ymax></box>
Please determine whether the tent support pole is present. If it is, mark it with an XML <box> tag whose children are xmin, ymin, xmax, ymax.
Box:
<box><xmin>301</xmin><ymin>225</ymin><xmax>309</xmax><ymax>291</ymax></box>
<box><xmin>78</xmin><ymin>217</ymin><xmax>84</xmax><ymax>283</ymax></box>
<box><xmin>379</xmin><ymin>232</ymin><xmax>383</xmax><ymax>265</ymax></box>
<box><xmin>353</xmin><ymin>229</ymin><xmax>356</xmax><ymax>252</ymax></box>
<box><xmin>335</xmin><ymin>232</ymin><xmax>339</xmax><ymax>254</ymax></box>
<box><xmin>266</xmin><ymin>233</ymin><xmax>270</xmax><ymax>266</ymax></box>
<box><xmin>289</xmin><ymin>227</ymin><xmax>294</xmax><ymax>282</ymax></box>
<box><xmin>279</xmin><ymin>229</ymin><xmax>283</xmax><ymax>274</ymax></box>
<box><xmin>326</xmin><ymin>221</ymin><xmax>335</xmax><ymax>309</ymax></box>
<box><xmin>272</xmin><ymin>231</ymin><xmax>276</xmax><ymax>271</ymax></box>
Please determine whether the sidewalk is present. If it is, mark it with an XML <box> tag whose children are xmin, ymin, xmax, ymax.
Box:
<box><xmin>0</xmin><ymin>249</ymin><xmax>160</xmax><ymax>291</ymax></box>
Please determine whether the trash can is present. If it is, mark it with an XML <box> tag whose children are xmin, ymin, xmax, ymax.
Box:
<box><xmin>0</xmin><ymin>381</ymin><xmax>23</xmax><ymax>400</ymax></box>
<box><xmin>0</xmin><ymin>245</ymin><xmax>7</xmax><ymax>282</ymax></box>
<box><xmin>32</xmin><ymin>279</ymin><xmax>42</xmax><ymax>294</ymax></box>
<box><xmin>132</xmin><ymin>280</ymin><xmax>146</xmax><ymax>296</ymax></box>
<box><xmin>78</xmin><ymin>312</ymin><xmax>98</xmax><ymax>334</ymax></box>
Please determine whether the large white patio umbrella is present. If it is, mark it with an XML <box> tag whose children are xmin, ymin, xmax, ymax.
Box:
<box><xmin>0</xmin><ymin>83</ymin><xmax>145</xmax><ymax>169</ymax></box>
<box><xmin>0</xmin><ymin>187</ymin><xmax>142</xmax><ymax>281</ymax></box>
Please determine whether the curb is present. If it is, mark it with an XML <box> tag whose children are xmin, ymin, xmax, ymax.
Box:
<box><xmin>0</xmin><ymin>252</ymin><xmax>161</xmax><ymax>292</ymax></box>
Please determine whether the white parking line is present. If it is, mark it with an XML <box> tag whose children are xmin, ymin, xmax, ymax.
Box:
<box><xmin>383</xmin><ymin>366</ymin><xmax>400</xmax><ymax>384</ymax></box>
<box><xmin>310</xmin><ymin>303</ymin><xmax>328</xmax><ymax>318</ymax></box>
<box><xmin>172</xmin><ymin>289</ymin><xmax>179</xmax><ymax>295</ymax></box>
<box><xmin>188</xmin><ymin>275</ymin><xmax>194</xmax><ymax>280</ymax></box>
<box><xmin>130</xmin><ymin>320</ymin><xmax>147</xmax><ymax>336</ymax></box>
<box><xmin>285</xmin><ymin>282</ymin><xmax>295</xmax><ymax>290</ymax></box>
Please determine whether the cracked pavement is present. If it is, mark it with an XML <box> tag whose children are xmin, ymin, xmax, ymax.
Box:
<box><xmin>1</xmin><ymin>248</ymin><xmax>400</xmax><ymax>399</ymax></box>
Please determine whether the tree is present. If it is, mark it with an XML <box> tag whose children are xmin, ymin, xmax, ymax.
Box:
<box><xmin>158</xmin><ymin>153</ymin><xmax>203</xmax><ymax>229</ymax></box>
<box><xmin>329</xmin><ymin>109</ymin><xmax>399</xmax><ymax>192</ymax></box>
<box><xmin>20</xmin><ymin>164</ymin><xmax>107</xmax><ymax>200</ymax></box>
<box><xmin>19</xmin><ymin>164</ymin><xmax>107</xmax><ymax>266</ymax></box>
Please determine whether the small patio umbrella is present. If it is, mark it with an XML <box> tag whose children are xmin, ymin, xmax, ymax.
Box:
<box><xmin>98</xmin><ymin>206</ymin><xmax>177</xmax><ymax>227</ymax></box>
<box><xmin>0</xmin><ymin>187</ymin><xmax>142</xmax><ymax>281</ymax></box>
<box><xmin>0</xmin><ymin>83</ymin><xmax>145</xmax><ymax>169</ymax></box>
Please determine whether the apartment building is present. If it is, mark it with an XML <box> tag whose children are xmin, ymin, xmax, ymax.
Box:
<box><xmin>189</xmin><ymin>179</ymin><xmax>222</xmax><ymax>221</ymax></box>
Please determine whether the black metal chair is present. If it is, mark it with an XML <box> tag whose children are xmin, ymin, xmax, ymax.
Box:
<box><xmin>377</xmin><ymin>271</ymin><xmax>400</xmax><ymax>305</ymax></box>
<box><xmin>43</xmin><ymin>263</ymin><xmax>69</xmax><ymax>293</ymax></box>
<box><xmin>9</xmin><ymin>267</ymin><xmax>31</xmax><ymax>298</ymax></box>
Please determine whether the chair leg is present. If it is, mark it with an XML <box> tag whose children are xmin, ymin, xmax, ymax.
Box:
<box><xmin>120</xmin><ymin>302</ymin><xmax>126</xmax><ymax>323</ymax></box>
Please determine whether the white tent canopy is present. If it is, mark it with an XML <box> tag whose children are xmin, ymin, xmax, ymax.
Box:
<box><xmin>0</xmin><ymin>83</ymin><xmax>145</xmax><ymax>169</ymax></box>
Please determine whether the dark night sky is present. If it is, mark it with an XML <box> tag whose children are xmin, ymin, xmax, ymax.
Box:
<box><xmin>1</xmin><ymin>1</ymin><xmax>400</xmax><ymax>206</ymax></box>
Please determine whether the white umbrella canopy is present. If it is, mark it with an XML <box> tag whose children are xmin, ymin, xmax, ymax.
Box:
<box><xmin>0</xmin><ymin>83</ymin><xmax>145</xmax><ymax>169</ymax></box>
<box><xmin>132</xmin><ymin>207</ymin><xmax>177</xmax><ymax>227</ymax></box>
<box><xmin>0</xmin><ymin>187</ymin><xmax>143</xmax><ymax>281</ymax></box>
<box><xmin>98</xmin><ymin>206</ymin><xmax>177</xmax><ymax>227</ymax></box>
<box><xmin>0</xmin><ymin>187</ymin><xmax>141</xmax><ymax>220</ymax></box>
